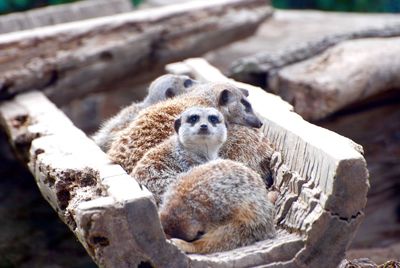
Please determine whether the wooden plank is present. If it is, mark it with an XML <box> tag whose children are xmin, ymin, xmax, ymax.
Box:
<box><xmin>0</xmin><ymin>0</ymin><xmax>273</xmax><ymax>106</ymax></box>
<box><xmin>166</xmin><ymin>58</ymin><xmax>369</xmax><ymax>268</ymax></box>
<box><xmin>0</xmin><ymin>0</ymin><xmax>132</xmax><ymax>34</ymax></box>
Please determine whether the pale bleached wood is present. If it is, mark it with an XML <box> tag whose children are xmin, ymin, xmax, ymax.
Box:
<box><xmin>271</xmin><ymin>37</ymin><xmax>400</xmax><ymax>121</ymax></box>
<box><xmin>0</xmin><ymin>59</ymin><xmax>368</xmax><ymax>267</ymax></box>
<box><xmin>0</xmin><ymin>0</ymin><xmax>132</xmax><ymax>34</ymax></box>
<box><xmin>166</xmin><ymin>58</ymin><xmax>369</xmax><ymax>268</ymax></box>
<box><xmin>0</xmin><ymin>0</ymin><xmax>272</xmax><ymax>106</ymax></box>
<box><xmin>0</xmin><ymin>91</ymin><xmax>188</xmax><ymax>267</ymax></box>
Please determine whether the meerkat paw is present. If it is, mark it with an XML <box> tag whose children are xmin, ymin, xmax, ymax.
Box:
<box><xmin>170</xmin><ymin>238</ymin><xmax>198</xmax><ymax>253</ymax></box>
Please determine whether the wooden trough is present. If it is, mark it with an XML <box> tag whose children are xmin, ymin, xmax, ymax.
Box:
<box><xmin>0</xmin><ymin>57</ymin><xmax>369</xmax><ymax>267</ymax></box>
<box><xmin>0</xmin><ymin>2</ymin><xmax>369</xmax><ymax>267</ymax></box>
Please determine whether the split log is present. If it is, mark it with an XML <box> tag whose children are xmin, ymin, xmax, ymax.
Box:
<box><xmin>270</xmin><ymin>37</ymin><xmax>400</xmax><ymax>121</ymax></box>
<box><xmin>0</xmin><ymin>91</ymin><xmax>188</xmax><ymax>267</ymax></box>
<box><xmin>229</xmin><ymin>22</ymin><xmax>400</xmax><ymax>86</ymax></box>
<box><xmin>0</xmin><ymin>0</ymin><xmax>132</xmax><ymax>34</ymax></box>
<box><xmin>228</xmin><ymin>23</ymin><xmax>400</xmax><ymax>120</ymax></box>
<box><xmin>166</xmin><ymin>58</ymin><xmax>369</xmax><ymax>268</ymax></box>
<box><xmin>0</xmin><ymin>0</ymin><xmax>273</xmax><ymax>106</ymax></box>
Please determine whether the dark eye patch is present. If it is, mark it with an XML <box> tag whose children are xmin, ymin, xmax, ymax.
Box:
<box><xmin>241</xmin><ymin>99</ymin><xmax>252</xmax><ymax>112</ymax></box>
<box><xmin>187</xmin><ymin>114</ymin><xmax>199</xmax><ymax>125</ymax></box>
<box><xmin>208</xmin><ymin>115</ymin><xmax>220</xmax><ymax>125</ymax></box>
<box><xmin>195</xmin><ymin>231</ymin><xmax>205</xmax><ymax>240</ymax></box>
<box><xmin>183</xmin><ymin>79</ymin><xmax>193</xmax><ymax>88</ymax></box>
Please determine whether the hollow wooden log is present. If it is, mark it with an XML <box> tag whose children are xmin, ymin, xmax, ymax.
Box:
<box><xmin>0</xmin><ymin>59</ymin><xmax>369</xmax><ymax>267</ymax></box>
<box><xmin>0</xmin><ymin>0</ymin><xmax>132</xmax><ymax>34</ymax></box>
<box><xmin>0</xmin><ymin>0</ymin><xmax>273</xmax><ymax>106</ymax></box>
<box><xmin>166</xmin><ymin>58</ymin><xmax>369</xmax><ymax>268</ymax></box>
<box><xmin>0</xmin><ymin>91</ymin><xmax>188</xmax><ymax>267</ymax></box>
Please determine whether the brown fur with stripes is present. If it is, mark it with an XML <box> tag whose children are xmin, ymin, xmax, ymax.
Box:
<box><xmin>159</xmin><ymin>159</ymin><xmax>276</xmax><ymax>254</ymax></box>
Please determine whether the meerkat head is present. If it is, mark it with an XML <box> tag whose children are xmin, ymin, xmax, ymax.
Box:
<box><xmin>174</xmin><ymin>107</ymin><xmax>227</xmax><ymax>161</ymax></box>
<box><xmin>210</xmin><ymin>83</ymin><xmax>263</xmax><ymax>128</ymax></box>
<box><xmin>159</xmin><ymin>194</ymin><xmax>207</xmax><ymax>242</ymax></box>
<box><xmin>144</xmin><ymin>74</ymin><xmax>199</xmax><ymax>105</ymax></box>
<box><xmin>159</xmin><ymin>166</ymin><xmax>233</xmax><ymax>243</ymax></box>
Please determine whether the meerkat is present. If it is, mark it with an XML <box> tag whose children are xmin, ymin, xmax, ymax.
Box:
<box><xmin>134</xmin><ymin>121</ymin><xmax>275</xmax><ymax>205</ymax></box>
<box><xmin>159</xmin><ymin>159</ymin><xmax>276</xmax><ymax>254</ymax></box>
<box><xmin>220</xmin><ymin>124</ymin><xmax>275</xmax><ymax>188</ymax></box>
<box><xmin>131</xmin><ymin>107</ymin><xmax>227</xmax><ymax>205</ymax></box>
<box><xmin>108</xmin><ymin>82</ymin><xmax>262</xmax><ymax>173</ymax></box>
<box><xmin>92</xmin><ymin>74</ymin><xmax>198</xmax><ymax>152</ymax></box>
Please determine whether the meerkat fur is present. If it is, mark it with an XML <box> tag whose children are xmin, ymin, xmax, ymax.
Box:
<box><xmin>131</xmin><ymin>107</ymin><xmax>227</xmax><ymax>205</ymax></box>
<box><xmin>108</xmin><ymin>82</ymin><xmax>262</xmax><ymax>173</ymax></box>
<box><xmin>159</xmin><ymin>159</ymin><xmax>276</xmax><ymax>254</ymax></box>
<box><xmin>92</xmin><ymin>74</ymin><xmax>198</xmax><ymax>152</ymax></box>
<box><xmin>220</xmin><ymin>124</ymin><xmax>275</xmax><ymax>188</ymax></box>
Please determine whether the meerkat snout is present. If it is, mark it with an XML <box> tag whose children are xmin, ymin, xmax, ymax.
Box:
<box><xmin>216</xmin><ymin>86</ymin><xmax>263</xmax><ymax>129</ymax></box>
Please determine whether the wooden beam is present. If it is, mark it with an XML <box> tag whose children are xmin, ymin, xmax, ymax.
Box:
<box><xmin>167</xmin><ymin>58</ymin><xmax>369</xmax><ymax>268</ymax></box>
<box><xmin>0</xmin><ymin>0</ymin><xmax>273</xmax><ymax>105</ymax></box>
<box><xmin>0</xmin><ymin>0</ymin><xmax>132</xmax><ymax>34</ymax></box>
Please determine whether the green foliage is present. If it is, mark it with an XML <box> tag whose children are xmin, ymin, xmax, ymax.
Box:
<box><xmin>0</xmin><ymin>0</ymin><xmax>146</xmax><ymax>14</ymax></box>
<box><xmin>1</xmin><ymin>0</ymin><xmax>398</xmax><ymax>14</ymax></box>
<box><xmin>132</xmin><ymin>0</ymin><xmax>144</xmax><ymax>7</ymax></box>
<box><xmin>272</xmin><ymin>0</ymin><xmax>400</xmax><ymax>12</ymax></box>
<box><xmin>0</xmin><ymin>0</ymin><xmax>78</xmax><ymax>14</ymax></box>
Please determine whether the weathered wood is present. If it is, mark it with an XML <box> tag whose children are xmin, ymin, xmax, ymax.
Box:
<box><xmin>270</xmin><ymin>37</ymin><xmax>400</xmax><ymax>121</ymax></box>
<box><xmin>0</xmin><ymin>91</ymin><xmax>188</xmax><ymax>267</ymax></box>
<box><xmin>0</xmin><ymin>0</ymin><xmax>132</xmax><ymax>34</ymax></box>
<box><xmin>229</xmin><ymin>22</ymin><xmax>400</xmax><ymax>88</ymax></box>
<box><xmin>167</xmin><ymin>58</ymin><xmax>369</xmax><ymax>268</ymax></box>
<box><xmin>0</xmin><ymin>59</ymin><xmax>369</xmax><ymax>267</ymax></box>
<box><xmin>0</xmin><ymin>0</ymin><xmax>273</xmax><ymax>106</ymax></box>
<box><xmin>318</xmin><ymin>96</ymin><xmax>400</xmax><ymax>252</ymax></box>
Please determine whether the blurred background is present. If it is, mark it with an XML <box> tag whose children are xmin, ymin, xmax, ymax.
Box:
<box><xmin>0</xmin><ymin>0</ymin><xmax>399</xmax><ymax>268</ymax></box>
<box><xmin>1</xmin><ymin>0</ymin><xmax>400</xmax><ymax>14</ymax></box>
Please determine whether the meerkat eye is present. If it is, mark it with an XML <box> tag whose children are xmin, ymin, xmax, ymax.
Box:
<box><xmin>187</xmin><ymin>114</ymin><xmax>199</xmax><ymax>124</ymax></box>
<box><xmin>240</xmin><ymin>99</ymin><xmax>252</xmax><ymax>112</ymax></box>
<box><xmin>208</xmin><ymin>115</ymin><xmax>220</xmax><ymax>125</ymax></box>
<box><xmin>194</xmin><ymin>231</ymin><xmax>205</xmax><ymax>240</ymax></box>
<box><xmin>183</xmin><ymin>79</ymin><xmax>193</xmax><ymax>88</ymax></box>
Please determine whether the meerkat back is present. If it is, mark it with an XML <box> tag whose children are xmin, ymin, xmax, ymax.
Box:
<box><xmin>92</xmin><ymin>74</ymin><xmax>198</xmax><ymax>152</ymax></box>
<box><xmin>159</xmin><ymin>159</ymin><xmax>276</xmax><ymax>254</ymax></box>
<box><xmin>220</xmin><ymin>124</ymin><xmax>275</xmax><ymax>188</ymax></box>
<box><xmin>108</xmin><ymin>82</ymin><xmax>262</xmax><ymax>173</ymax></box>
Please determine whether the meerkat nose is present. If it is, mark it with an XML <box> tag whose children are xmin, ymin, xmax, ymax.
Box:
<box><xmin>200</xmin><ymin>124</ymin><xmax>208</xmax><ymax>130</ymax></box>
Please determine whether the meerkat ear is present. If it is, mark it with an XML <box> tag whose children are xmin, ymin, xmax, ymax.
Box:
<box><xmin>240</xmin><ymin>88</ymin><xmax>249</xmax><ymax>97</ymax></box>
<box><xmin>165</xmin><ymin>88</ymin><xmax>175</xmax><ymax>99</ymax></box>
<box><xmin>174</xmin><ymin>118</ymin><xmax>181</xmax><ymax>133</ymax></box>
<box><xmin>218</xmin><ymin>89</ymin><xmax>231</xmax><ymax>106</ymax></box>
